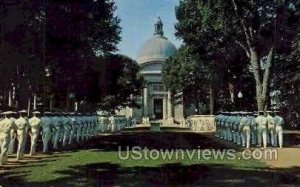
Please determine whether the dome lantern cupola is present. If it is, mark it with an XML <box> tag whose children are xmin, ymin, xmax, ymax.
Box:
<box><xmin>137</xmin><ymin>17</ymin><xmax>177</xmax><ymax>64</ymax></box>
<box><xmin>154</xmin><ymin>16</ymin><xmax>164</xmax><ymax>36</ymax></box>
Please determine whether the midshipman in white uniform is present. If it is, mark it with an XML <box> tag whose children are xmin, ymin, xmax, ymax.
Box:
<box><xmin>0</xmin><ymin>111</ymin><xmax>17</xmax><ymax>165</ymax></box>
<box><xmin>274</xmin><ymin>111</ymin><xmax>284</xmax><ymax>148</ymax></box>
<box><xmin>255</xmin><ymin>111</ymin><xmax>268</xmax><ymax>148</ymax></box>
<box><xmin>83</xmin><ymin>113</ymin><xmax>89</xmax><ymax>141</ymax></box>
<box><xmin>80</xmin><ymin>113</ymin><xmax>87</xmax><ymax>142</ymax></box>
<box><xmin>41</xmin><ymin>112</ymin><xmax>53</xmax><ymax>153</ymax></box>
<box><xmin>76</xmin><ymin>113</ymin><xmax>83</xmax><ymax>143</ymax></box>
<box><xmin>28</xmin><ymin>111</ymin><xmax>42</xmax><ymax>155</ymax></box>
<box><xmin>109</xmin><ymin>115</ymin><xmax>115</xmax><ymax>133</ymax></box>
<box><xmin>52</xmin><ymin>112</ymin><xmax>62</xmax><ymax>149</ymax></box>
<box><xmin>14</xmin><ymin>110</ymin><xmax>29</xmax><ymax>160</ymax></box>
<box><xmin>240</xmin><ymin>112</ymin><xmax>251</xmax><ymax>148</ymax></box>
<box><xmin>68</xmin><ymin>112</ymin><xmax>77</xmax><ymax>145</ymax></box>
<box><xmin>62</xmin><ymin>112</ymin><xmax>71</xmax><ymax>147</ymax></box>
<box><xmin>8</xmin><ymin>111</ymin><xmax>17</xmax><ymax>154</ymax></box>
<box><xmin>266</xmin><ymin>111</ymin><xmax>276</xmax><ymax>146</ymax></box>
<box><xmin>250</xmin><ymin>112</ymin><xmax>257</xmax><ymax>145</ymax></box>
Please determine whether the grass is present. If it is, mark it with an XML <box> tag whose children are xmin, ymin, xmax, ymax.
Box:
<box><xmin>0</xmin><ymin>132</ymin><xmax>298</xmax><ymax>186</ymax></box>
<box><xmin>11</xmin><ymin>149</ymin><xmax>266</xmax><ymax>183</ymax></box>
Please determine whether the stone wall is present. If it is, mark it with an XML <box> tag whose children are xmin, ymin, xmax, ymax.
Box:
<box><xmin>186</xmin><ymin>115</ymin><xmax>216</xmax><ymax>133</ymax></box>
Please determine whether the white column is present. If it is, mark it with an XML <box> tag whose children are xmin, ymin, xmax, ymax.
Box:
<box><xmin>167</xmin><ymin>90</ymin><xmax>173</xmax><ymax>118</ymax></box>
<box><xmin>50</xmin><ymin>98</ymin><xmax>53</xmax><ymax>111</ymax></box>
<box><xmin>143</xmin><ymin>87</ymin><xmax>148</xmax><ymax>116</ymax></box>
<box><xmin>163</xmin><ymin>94</ymin><xmax>167</xmax><ymax>119</ymax></box>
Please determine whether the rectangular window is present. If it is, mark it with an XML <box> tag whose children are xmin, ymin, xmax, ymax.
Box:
<box><xmin>152</xmin><ymin>84</ymin><xmax>163</xmax><ymax>91</ymax></box>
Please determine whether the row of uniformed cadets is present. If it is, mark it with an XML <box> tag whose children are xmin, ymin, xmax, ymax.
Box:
<box><xmin>0</xmin><ymin>110</ymin><xmax>135</xmax><ymax>166</ymax></box>
<box><xmin>41</xmin><ymin>112</ymin><xmax>98</xmax><ymax>153</ymax></box>
<box><xmin>0</xmin><ymin>110</ymin><xmax>41</xmax><ymax>165</ymax></box>
<box><xmin>0</xmin><ymin>110</ymin><xmax>98</xmax><ymax>166</ymax></box>
<box><xmin>215</xmin><ymin>111</ymin><xmax>284</xmax><ymax>149</ymax></box>
<box><xmin>98</xmin><ymin>115</ymin><xmax>134</xmax><ymax>132</ymax></box>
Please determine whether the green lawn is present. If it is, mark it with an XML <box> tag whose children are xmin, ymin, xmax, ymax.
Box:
<box><xmin>0</xmin><ymin>132</ymin><xmax>297</xmax><ymax>186</ymax></box>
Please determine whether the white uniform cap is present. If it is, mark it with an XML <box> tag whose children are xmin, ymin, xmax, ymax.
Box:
<box><xmin>2</xmin><ymin>111</ymin><xmax>14</xmax><ymax>115</ymax></box>
<box><xmin>18</xmin><ymin>110</ymin><xmax>27</xmax><ymax>113</ymax></box>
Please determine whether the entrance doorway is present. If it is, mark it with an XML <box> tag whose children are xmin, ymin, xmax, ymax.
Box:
<box><xmin>153</xmin><ymin>98</ymin><xmax>163</xmax><ymax>119</ymax></box>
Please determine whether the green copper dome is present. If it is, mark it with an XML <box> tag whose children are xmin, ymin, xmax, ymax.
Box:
<box><xmin>137</xmin><ymin>17</ymin><xmax>177</xmax><ymax>64</ymax></box>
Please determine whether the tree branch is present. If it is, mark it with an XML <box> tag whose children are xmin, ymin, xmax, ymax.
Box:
<box><xmin>235</xmin><ymin>40</ymin><xmax>250</xmax><ymax>58</ymax></box>
<box><xmin>249</xmin><ymin>26</ymin><xmax>254</xmax><ymax>41</ymax></box>
<box><xmin>262</xmin><ymin>45</ymin><xmax>274</xmax><ymax>98</ymax></box>
<box><xmin>249</xmin><ymin>48</ymin><xmax>262</xmax><ymax>91</ymax></box>
<box><xmin>231</xmin><ymin>0</ymin><xmax>252</xmax><ymax>48</ymax></box>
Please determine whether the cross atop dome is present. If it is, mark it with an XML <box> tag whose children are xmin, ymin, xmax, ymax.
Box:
<box><xmin>154</xmin><ymin>16</ymin><xmax>164</xmax><ymax>36</ymax></box>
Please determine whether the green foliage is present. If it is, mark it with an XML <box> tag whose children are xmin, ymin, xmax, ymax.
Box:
<box><xmin>0</xmin><ymin>0</ymin><xmax>124</xmax><ymax>111</ymax></box>
<box><xmin>274</xmin><ymin>34</ymin><xmax>300</xmax><ymax>128</ymax></box>
<box><xmin>172</xmin><ymin>0</ymin><xmax>300</xmax><ymax>112</ymax></box>
<box><xmin>167</xmin><ymin>0</ymin><xmax>239</xmax><ymax>113</ymax></box>
<box><xmin>45</xmin><ymin>0</ymin><xmax>122</xmax><ymax>110</ymax></box>
<box><xmin>98</xmin><ymin>54</ymin><xmax>144</xmax><ymax>113</ymax></box>
<box><xmin>0</xmin><ymin>1</ymin><xmax>44</xmax><ymax>108</ymax></box>
<box><xmin>163</xmin><ymin>45</ymin><xmax>212</xmax><ymax>113</ymax></box>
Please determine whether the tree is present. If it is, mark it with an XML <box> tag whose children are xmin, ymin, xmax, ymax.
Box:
<box><xmin>0</xmin><ymin>1</ymin><xmax>44</xmax><ymax>109</ymax></box>
<box><xmin>228</xmin><ymin>0</ymin><xmax>299</xmax><ymax>111</ymax></box>
<box><xmin>0</xmin><ymin>0</ymin><xmax>7</xmax><ymax>107</ymax></box>
<box><xmin>274</xmin><ymin>33</ymin><xmax>300</xmax><ymax>128</ymax></box>
<box><xmin>0</xmin><ymin>0</ymin><xmax>123</xmax><ymax>111</ymax></box>
<box><xmin>173</xmin><ymin>0</ymin><xmax>249</xmax><ymax>114</ymax></box>
<box><xmin>174</xmin><ymin>0</ymin><xmax>227</xmax><ymax>114</ymax></box>
<box><xmin>45</xmin><ymin>0</ymin><xmax>121</xmax><ymax>110</ymax></box>
<box><xmin>98</xmin><ymin>54</ymin><xmax>144</xmax><ymax>113</ymax></box>
<box><xmin>163</xmin><ymin>46</ymin><xmax>210</xmax><ymax>114</ymax></box>
<box><xmin>174</xmin><ymin>0</ymin><xmax>299</xmax><ymax>111</ymax></box>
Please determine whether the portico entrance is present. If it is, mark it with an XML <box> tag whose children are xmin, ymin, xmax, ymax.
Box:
<box><xmin>153</xmin><ymin>98</ymin><xmax>163</xmax><ymax>119</ymax></box>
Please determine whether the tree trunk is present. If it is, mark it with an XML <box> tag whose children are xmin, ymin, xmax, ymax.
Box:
<box><xmin>33</xmin><ymin>93</ymin><xmax>37</xmax><ymax>110</ymax></box>
<box><xmin>231</xmin><ymin>0</ymin><xmax>274</xmax><ymax>112</ymax></box>
<box><xmin>249</xmin><ymin>48</ymin><xmax>265</xmax><ymax>111</ymax></box>
<box><xmin>27</xmin><ymin>96</ymin><xmax>31</xmax><ymax>115</ymax></box>
<box><xmin>249</xmin><ymin>46</ymin><xmax>273</xmax><ymax>111</ymax></box>
<box><xmin>66</xmin><ymin>93</ymin><xmax>70</xmax><ymax>111</ymax></box>
<box><xmin>49</xmin><ymin>97</ymin><xmax>53</xmax><ymax>111</ymax></box>
<box><xmin>8</xmin><ymin>90</ymin><xmax>12</xmax><ymax>107</ymax></box>
<box><xmin>195</xmin><ymin>97</ymin><xmax>200</xmax><ymax>115</ymax></box>
<box><xmin>209</xmin><ymin>82</ymin><xmax>215</xmax><ymax>115</ymax></box>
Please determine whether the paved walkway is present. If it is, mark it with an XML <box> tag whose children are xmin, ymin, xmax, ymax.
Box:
<box><xmin>262</xmin><ymin>130</ymin><xmax>300</xmax><ymax>168</ymax></box>
<box><xmin>262</xmin><ymin>147</ymin><xmax>300</xmax><ymax>184</ymax></box>
<box><xmin>264</xmin><ymin>148</ymin><xmax>300</xmax><ymax>168</ymax></box>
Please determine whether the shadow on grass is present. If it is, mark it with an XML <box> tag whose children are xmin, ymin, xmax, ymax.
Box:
<box><xmin>1</xmin><ymin>161</ymin><xmax>299</xmax><ymax>187</ymax></box>
<box><xmin>89</xmin><ymin>131</ymin><xmax>243</xmax><ymax>152</ymax></box>
<box><xmin>283</xmin><ymin>131</ymin><xmax>300</xmax><ymax>147</ymax></box>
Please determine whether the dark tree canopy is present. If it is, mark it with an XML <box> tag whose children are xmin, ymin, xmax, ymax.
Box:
<box><xmin>170</xmin><ymin>0</ymin><xmax>300</xmax><ymax>112</ymax></box>
<box><xmin>98</xmin><ymin>54</ymin><xmax>144</xmax><ymax>113</ymax></box>
<box><xmin>274</xmin><ymin>34</ymin><xmax>300</xmax><ymax>128</ymax></box>
<box><xmin>0</xmin><ymin>0</ymin><xmax>126</xmax><ymax>111</ymax></box>
<box><xmin>45</xmin><ymin>0</ymin><xmax>121</xmax><ymax>110</ymax></box>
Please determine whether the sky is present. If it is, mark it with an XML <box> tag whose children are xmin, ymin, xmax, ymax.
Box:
<box><xmin>114</xmin><ymin>0</ymin><xmax>181</xmax><ymax>59</ymax></box>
